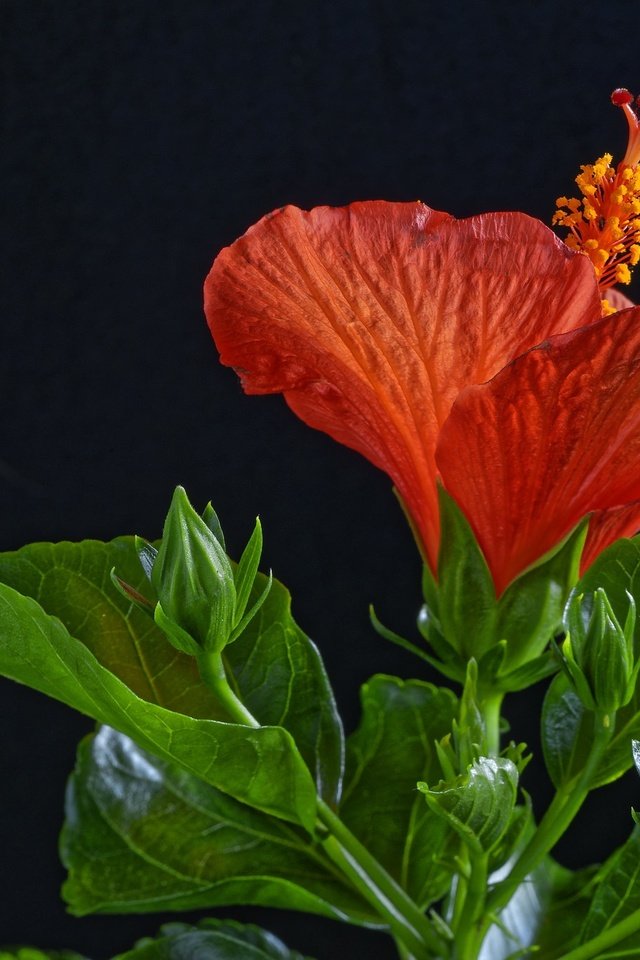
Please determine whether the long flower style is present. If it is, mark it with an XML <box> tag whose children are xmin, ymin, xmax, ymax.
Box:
<box><xmin>553</xmin><ymin>88</ymin><xmax>640</xmax><ymax>312</ymax></box>
<box><xmin>205</xmin><ymin>200</ymin><xmax>640</xmax><ymax>598</ymax></box>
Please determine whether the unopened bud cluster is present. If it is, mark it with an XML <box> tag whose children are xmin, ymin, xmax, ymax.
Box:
<box><xmin>561</xmin><ymin>587</ymin><xmax>639</xmax><ymax>717</ymax></box>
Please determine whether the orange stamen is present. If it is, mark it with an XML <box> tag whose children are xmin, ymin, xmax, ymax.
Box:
<box><xmin>553</xmin><ymin>88</ymin><xmax>640</xmax><ymax>306</ymax></box>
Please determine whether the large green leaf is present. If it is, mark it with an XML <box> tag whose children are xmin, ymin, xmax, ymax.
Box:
<box><xmin>542</xmin><ymin>671</ymin><xmax>640</xmax><ymax>791</ymax></box>
<box><xmin>0</xmin><ymin>581</ymin><xmax>315</xmax><ymax>829</ymax></box>
<box><xmin>62</xmin><ymin>727</ymin><xmax>375</xmax><ymax>925</ymax></box>
<box><xmin>578</xmin><ymin>826</ymin><xmax>640</xmax><ymax>956</ymax></box>
<box><xmin>0</xmin><ymin>537</ymin><xmax>343</xmax><ymax>805</ymax></box>
<box><xmin>479</xmin><ymin>859</ymin><xmax>594</xmax><ymax>959</ymax></box>
<box><xmin>114</xmin><ymin>919</ymin><xmax>314</xmax><ymax>960</ymax></box>
<box><xmin>339</xmin><ymin>675</ymin><xmax>458</xmax><ymax>908</ymax></box>
<box><xmin>226</xmin><ymin>569</ymin><xmax>343</xmax><ymax>806</ymax></box>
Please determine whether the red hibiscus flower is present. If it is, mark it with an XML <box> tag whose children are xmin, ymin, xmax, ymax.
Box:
<box><xmin>204</xmin><ymin>198</ymin><xmax>640</xmax><ymax>595</ymax></box>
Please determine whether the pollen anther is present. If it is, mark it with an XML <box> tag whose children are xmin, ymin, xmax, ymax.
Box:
<box><xmin>553</xmin><ymin>90</ymin><xmax>640</xmax><ymax>298</ymax></box>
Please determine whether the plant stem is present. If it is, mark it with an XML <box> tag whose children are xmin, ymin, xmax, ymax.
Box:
<box><xmin>200</xmin><ymin>652</ymin><xmax>446</xmax><ymax>958</ymax></box>
<box><xmin>317</xmin><ymin>799</ymin><xmax>446</xmax><ymax>959</ymax></box>
<box><xmin>394</xmin><ymin>942</ymin><xmax>419</xmax><ymax>960</ymax></box>
<box><xmin>481</xmin><ymin>693</ymin><xmax>503</xmax><ymax>757</ymax></box>
<box><xmin>197</xmin><ymin>650</ymin><xmax>260</xmax><ymax>727</ymax></box>
<box><xmin>554</xmin><ymin>906</ymin><xmax>640</xmax><ymax>960</ymax></box>
<box><xmin>453</xmin><ymin>852</ymin><xmax>489</xmax><ymax>960</ymax></box>
<box><xmin>485</xmin><ymin>713</ymin><xmax>611</xmax><ymax>919</ymax></box>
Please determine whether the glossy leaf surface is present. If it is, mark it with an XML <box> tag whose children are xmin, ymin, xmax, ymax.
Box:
<box><xmin>578</xmin><ymin>826</ymin><xmax>640</xmax><ymax>955</ymax></box>
<box><xmin>437</xmin><ymin>488</ymin><xmax>497</xmax><ymax>660</ymax></box>
<box><xmin>0</xmin><ymin>537</ymin><xmax>343</xmax><ymax>806</ymax></box>
<box><xmin>62</xmin><ymin>728</ymin><xmax>374</xmax><ymax>925</ymax></box>
<box><xmin>495</xmin><ymin>521</ymin><xmax>586</xmax><ymax>670</ymax></box>
<box><xmin>339</xmin><ymin>675</ymin><xmax>458</xmax><ymax>907</ymax></box>
<box><xmin>479</xmin><ymin>860</ymin><xmax>594</xmax><ymax>959</ymax></box>
<box><xmin>0</xmin><ymin>580</ymin><xmax>316</xmax><ymax>828</ymax></box>
<box><xmin>115</xmin><ymin>919</ymin><xmax>313</xmax><ymax>960</ymax></box>
<box><xmin>542</xmin><ymin>537</ymin><xmax>640</xmax><ymax>789</ymax></box>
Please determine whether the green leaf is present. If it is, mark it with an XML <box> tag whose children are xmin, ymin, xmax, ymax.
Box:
<box><xmin>62</xmin><ymin>727</ymin><xmax>375</xmax><ymax>926</ymax></box>
<box><xmin>339</xmin><ymin>675</ymin><xmax>458</xmax><ymax>908</ymax></box>
<box><xmin>0</xmin><ymin>537</ymin><xmax>344</xmax><ymax>806</ymax></box>
<box><xmin>0</xmin><ymin>580</ymin><xmax>316</xmax><ymax>829</ymax></box>
<box><xmin>543</xmin><ymin>666</ymin><xmax>640</xmax><ymax>792</ymax></box>
<box><xmin>419</xmin><ymin>756</ymin><xmax>518</xmax><ymax>855</ymax></box>
<box><xmin>541</xmin><ymin>673</ymin><xmax>593</xmax><ymax>790</ymax></box>
<box><xmin>577</xmin><ymin>826</ymin><xmax>640</xmax><ymax>956</ymax></box>
<box><xmin>114</xmin><ymin>919</ymin><xmax>314</xmax><ymax>960</ymax></box>
<box><xmin>437</xmin><ymin>487</ymin><xmax>497</xmax><ymax>660</ymax></box>
<box><xmin>225</xmin><ymin>570</ymin><xmax>344</xmax><ymax>806</ymax></box>
<box><xmin>479</xmin><ymin>859</ymin><xmax>595</xmax><ymax>960</ymax></box>
<box><xmin>0</xmin><ymin>538</ymin><xmax>220</xmax><ymax>719</ymax></box>
<box><xmin>495</xmin><ymin>521</ymin><xmax>587</xmax><ymax>672</ymax></box>
<box><xmin>0</xmin><ymin>951</ymin><xmax>87</xmax><ymax>960</ymax></box>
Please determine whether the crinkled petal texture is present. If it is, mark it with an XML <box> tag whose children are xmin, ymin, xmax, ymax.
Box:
<box><xmin>437</xmin><ymin>308</ymin><xmax>640</xmax><ymax>595</ymax></box>
<box><xmin>205</xmin><ymin>201</ymin><xmax>601</xmax><ymax>570</ymax></box>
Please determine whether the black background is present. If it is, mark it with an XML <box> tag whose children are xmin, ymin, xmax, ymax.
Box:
<box><xmin>2</xmin><ymin>1</ymin><xmax>640</xmax><ymax>957</ymax></box>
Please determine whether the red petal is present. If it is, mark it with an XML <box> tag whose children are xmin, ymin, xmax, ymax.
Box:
<box><xmin>605</xmin><ymin>287</ymin><xmax>636</xmax><ymax>312</ymax></box>
<box><xmin>582</xmin><ymin>502</ymin><xmax>640</xmax><ymax>572</ymax></box>
<box><xmin>437</xmin><ymin>307</ymin><xmax>640</xmax><ymax>594</ymax></box>
<box><xmin>205</xmin><ymin>202</ymin><xmax>601</xmax><ymax>570</ymax></box>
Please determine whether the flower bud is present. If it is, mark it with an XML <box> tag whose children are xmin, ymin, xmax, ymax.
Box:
<box><xmin>562</xmin><ymin>587</ymin><xmax>638</xmax><ymax>716</ymax></box>
<box><xmin>151</xmin><ymin>486</ymin><xmax>237</xmax><ymax>655</ymax></box>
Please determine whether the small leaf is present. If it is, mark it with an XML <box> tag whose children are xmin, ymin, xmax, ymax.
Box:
<box><xmin>228</xmin><ymin>571</ymin><xmax>272</xmax><ymax>643</ymax></box>
<box><xmin>495</xmin><ymin>520</ymin><xmax>587</xmax><ymax>672</ymax></box>
<box><xmin>541</xmin><ymin>674</ymin><xmax>592</xmax><ymax>790</ymax></box>
<box><xmin>114</xmin><ymin>918</ymin><xmax>314</xmax><ymax>960</ymax></box>
<box><xmin>202</xmin><ymin>502</ymin><xmax>226</xmax><ymax>551</ymax></box>
<box><xmin>135</xmin><ymin>537</ymin><xmax>158</xmax><ymax>584</ymax></box>
<box><xmin>419</xmin><ymin>757</ymin><xmax>518</xmax><ymax>855</ymax></box>
<box><xmin>437</xmin><ymin>487</ymin><xmax>498</xmax><ymax>660</ymax></box>
<box><xmin>62</xmin><ymin>727</ymin><xmax>374</xmax><ymax>926</ymax></box>
<box><xmin>233</xmin><ymin>518</ymin><xmax>264</xmax><ymax>628</ymax></box>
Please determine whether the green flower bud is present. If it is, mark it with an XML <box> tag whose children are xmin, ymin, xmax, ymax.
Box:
<box><xmin>562</xmin><ymin>587</ymin><xmax>638</xmax><ymax>716</ymax></box>
<box><xmin>151</xmin><ymin>486</ymin><xmax>237</xmax><ymax>655</ymax></box>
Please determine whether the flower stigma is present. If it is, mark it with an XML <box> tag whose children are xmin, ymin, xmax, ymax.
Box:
<box><xmin>553</xmin><ymin>88</ymin><xmax>640</xmax><ymax>315</ymax></box>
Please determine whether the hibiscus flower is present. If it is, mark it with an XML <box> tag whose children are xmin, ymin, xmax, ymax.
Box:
<box><xmin>204</xmin><ymin>98</ymin><xmax>640</xmax><ymax>597</ymax></box>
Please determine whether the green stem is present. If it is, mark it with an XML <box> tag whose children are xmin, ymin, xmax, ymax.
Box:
<box><xmin>449</xmin><ymin>853</ymin><xmax>469</xmax><ymax>933</ymax></box>
<box><xmin>394</xmin><ymin>942</ymin><xmax>419</xmax><ymax>960</ymax></box>
<box><xmin>197</xmin><ymin>650</ymin><xmax>260</xmax><ymax>727</ymax></box>
<box><xmin>452</xmin><ymin>853</ymin><xmax>489</xmax><ymax>960</ymax></box>
<box><xmin>555</xmin><ymin>906</ymin><xmax>640</xmax><ymax>960</ymax></box>
<box><xmin>485</xmin><ymin>713</ymin><xmax>611</xmax><ymax>919</ymax></box>
<box><xmin>481</xmin><ymin>693</ymin><xmax>503</xmax><ymax>757</ymax></box>
<box><xmin>199</xmin><ymin>652</ymin><xmax>445</xmax><ymax>958</ymax></box>
<box><xmin>317</xmin><ymin>800</ymin><xmax>446</xmax><ymax>959</ymax></box>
